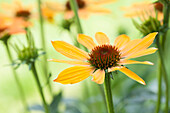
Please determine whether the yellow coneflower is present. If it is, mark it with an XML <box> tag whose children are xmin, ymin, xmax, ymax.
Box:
<box><xmin>42</xmin><ymin>0</ymin><xmax>116</xmax><ymax>19</ymax></box>
<box><xmin>49</xmin><ymin>32</ymin><xmax>158</xmax><ymax>85</ymax></box>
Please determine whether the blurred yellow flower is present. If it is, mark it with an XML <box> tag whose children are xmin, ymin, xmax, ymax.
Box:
<box><xmin>122</xmin><ymin>1</ymin><xmax>163</xmax><ymax>21</ymax></box>
<box><xmin>49</xmin><ymin>32</ymin><xmax>158</xmax><ymax>85</ymax></box>
<box><xmin>42</xmin><ymin>0</ymin><xmax>116</xmax><ymax>19</ymax></box>
<box><xmin>1</xmin><ymin>0</ymin><xmax>34</xmax><ymax>21</ymax></box>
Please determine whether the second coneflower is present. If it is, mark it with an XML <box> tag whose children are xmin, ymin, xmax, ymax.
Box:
<box><xmin>1</xmin><ymin>0</ymin><xmax>34</xmax><ymax>21</ymax></box>
<box><xmin>122</xmin><ymin>1</ymin><xmax>163</xmax><ymax>35</ymax></box>
<box><xmin>43</xmin><ymin>0</ymin><xmax>116</xmax><ymax>19</ymax></box>
<box><xmin>49</xmin><ymin>32</ymin><xmax>158</xmax><ymax>85</ymax></box>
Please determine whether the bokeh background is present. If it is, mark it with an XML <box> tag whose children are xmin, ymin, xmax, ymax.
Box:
<box><xmin>0</xmin><ymin>0</ymin><xmax>169</xmax><ymax>113</ymax></box>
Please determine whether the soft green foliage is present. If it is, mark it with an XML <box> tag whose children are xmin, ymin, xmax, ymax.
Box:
<box><xmin>0</xmin><ymin>0</ymin><xmax>170</xmax><ymax>113</ymax></box>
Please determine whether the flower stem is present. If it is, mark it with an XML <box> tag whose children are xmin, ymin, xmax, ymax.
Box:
<box><xmin>31</xmin><ymin>62</ymin><xmax>49</xmax><ymax>113</ymax></box>
<box><xmin>156</xmin><ymin>36</ymin><xmax>169</xmax><ymax>113</ymax></box>
<box><xmin>69</xmin><ymin>0</ymin><xmax>88</xmax><ymax>52</ymax></box>
<box><xmin>5</xmin><ymin>42</ymin><xmax>28</xmax><ymax>113</ymax></box>
<box><xmin>37</xmin><ymin>0</ymin><xmax>53</xmax><ymax>97</ymax></box>
<box><xmin>69</xmin><ymin>0</ymin><xmax>83</xmax><ymax>34</ymax></box>
<box><xmin>159</xmin><ymin>1</ymin><xmax>169</xmax><ymax>112</ymax></box>
<box><xmin>155</xmin><ymin>62</ymin><xmax>162</xmax><ymax>113</ymax></box>
<box><xmin>162</xmin><ymin>1</ymin><xmax>170</xmax><ymax>48</ymax></box>
<box><xmin>104</xmin><ymin>69</ymin><xmax>115</xmax><ymax>113</ymax></box>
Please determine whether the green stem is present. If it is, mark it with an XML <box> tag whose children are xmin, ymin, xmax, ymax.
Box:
<box><xmin>104</xmin><ymin>69</ymin><xmax>115</xmax><ymax>113</ymax></box>
<box><xmin>31</xmin><ymin>62</ymin><xmax>49</xmax><ymax>113</ymax></box>
<box><xmin>156</xmin><ymin>37</ymin><xmax>169</xmax><ymax>113</ymax></box>
<box><xmin>5</xmin><ymin>42</ymin><xmax>28</xmax><ymax>113</ymax></box>
<box><xmin>159</xmin><ymin>1</ymin><xmax>169</xmax><ymax>112</ymax></box>
<box><xmin>155</xmin><ymin>62</ymin><xmax>162</xmax><ymax>113</ymax></box>
<box><xmin>37</xmin><ymin>0</ymin><xmax>53</xmax><ymax>97</ymax></box>
<box><xmin>69</xmin><ymin>0</ymin><xmax>83</xmax><ymax>34</ymax></box>
<box><xmin>162</xmin><ymin>2</ymin><xmax>170</xmax><ymax>49</ymax></box>
<box><xmin>69</xmin><ymin>0</ymin><xmax>88</xmax><ymax>52</ymax></box>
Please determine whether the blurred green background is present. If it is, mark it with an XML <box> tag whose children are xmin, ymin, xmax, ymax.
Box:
<box><xmin>0</xmin><ymin>0</ymin><xmax>169</xmax><ymax>113</ymax></box>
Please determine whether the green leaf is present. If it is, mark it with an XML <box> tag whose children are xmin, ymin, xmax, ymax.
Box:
<box><xmin>50</xmin><ymin>92</ymin><xmax>62</xmax><ymax>113</ymax></box>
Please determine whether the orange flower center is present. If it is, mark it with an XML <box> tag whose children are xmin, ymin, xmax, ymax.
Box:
<box><xmin>0</xmin><ymin>27</ymin><xmax>7</xmax><ymax>34</ymax></box>
<box><xmin>88</xmin><ymin>45</ymin><xmax>121</xmax><ymax>70</ymax></box>
<box><xmin>154</xmin><ymin>2</ymin><xmax>163</xmax><ymax>12</ymax></box>
<box><xmin>66</xmin><ymin>0</ymin><xmax>86</xmax><ymax>10</ymax></box>
<box><xmin>16</xmin><ymin>10</ymin><xmax>31</xmax><ymax>19</ymax></box>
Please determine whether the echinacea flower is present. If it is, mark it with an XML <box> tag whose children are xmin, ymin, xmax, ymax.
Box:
<box><xmin>122</xmin><ymin>1</ymin><xmax>163</xmax><ymax>21</ymax></box>
<box><xmin>1</xmin><ymin>0</ymin><xmax>34</xmax><ymax>21</ymax></box>
<box><xmin>122</xmin><ymin>2</ymin><xmax>163</xmax><ymax>36</ymax></box>
<box><xmin>49</xmin><ymin>32</ymin><xmax>158</xmax><ymax>85</ymax></box>
<box><xmin>0</xmin><ymin>16</ymin><xmax>27</xmax><ymax>40</ymax></box>
<box><xmin>42</xmin><ymin>0</ymin><xmax>116</xmax><ymax>19</ymax></box>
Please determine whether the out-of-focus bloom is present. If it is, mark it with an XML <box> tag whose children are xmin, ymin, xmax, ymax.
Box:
<box><xmin>1</xmin><ymin>0</ymin><xmax>34</xmax><ymax>21</ymax></box>
<box><xmin>49</xmin><ymin>32</ymin><xmax>158</xmax><ymax>85</ymax></box>
<box><xmin>0</xmin><ymin>15</ymin><xmax>27</xmax><ymax>41</ymax></box>
<box><xmin>122</xmin><ymin>2</ymin><xmax>163</xmax><ymax>35</ymax></box>
<box><xmin>122</xmin><ymin>1</ymin><xmax>163</xmax><ymax>21</ymax></box>
<box><xmin>42</xmin><ymin>0</ymin><xmax>116</xmax><ymax>19</ymax></box>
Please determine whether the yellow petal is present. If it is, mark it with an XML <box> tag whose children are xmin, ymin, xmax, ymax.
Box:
<box><xmin>51</xmin><ymin>41</ymin><xmax>90</xmax><ymax>60</ymax></box>
<box><xmin>95</xmin><ymin>32</ymin><xmax>110</xmax><ymax>45</ymax></box>
<box><xmin>114</xmin><ymin>34</ymin><xmax>130</xmax><ymax>49</ymax></box>
<box><xmin>121</xmin><ymin>32</ymin><xmax>158</xmax><ymax>57</ymax></box>
<box><xmin>85</xmin><ymin>0</ymin><xmax>116</xmax><ymax>5</ymax></box>
<box><xmin>125</xmin><ymin>47</ymin><xmax>158</xmax><ymax>59</ymax></box>
<box><xmin>118</xmin><ymin>60</ymin><xmax>154</xmax><ymax>65</ymax></box>
<box><xmin>92</xmin><ymin>69</ymin><xmax>105</xmax><ymax>84</ymax></box>
<box><xmin>86</xmin><ymin>6</ymin><xmax>111</xmax><ymax>14</ymax></box>
<box><xmin>48</xmin><ymin>59</ymin><xmax>91</xmax><ymax>66</ymax></box>
<box><xmin>54</xmin><ymin>66</ymin><xmax>95</xmax><ymax>84</ymax></box>
<box><xmin>120</xmin><ymin>39</ymin><xmax>141</xmax><ymax>56</ymax></box>
<box><xmin>108</xmin><ymin>66</ymin><xmax>123</xmax><ymax>72</ymax></box>
<box><xmin>77</xmin><ymin>34</ymin><xmax>96</xmax><ymax>50</ymax></box>
<box><xmin>119</xmin><ymin>67</ymin><xmax>146</xmax><ymax>85</ymax></box>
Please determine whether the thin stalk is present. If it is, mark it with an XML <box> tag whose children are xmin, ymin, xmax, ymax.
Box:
<box><xmin>104</xmin><ymin>69</ymin><xmax>114</xmax><ymax>113</ymax></box>
<box><xmin>162</xmin><ymin>2</ymin><xmax>170</xmax><ymax>48</ymax></box>
<box><xmin>5</xmin><ymin>42</ymin><xmax>28</xmax><ymax>113</ymax></box>
<box><xmin>156</xmin><ymin>38</ymin><xmax>169</xmax><ymax>113</ymax></box>
<box><xmin>69</xmin><ymin>0</ymin><xmax>88</xmax><ymax>52</ymax></box>
<box><xmin>37</xmin><ymin>0</ymin><xmax>53</xmax><ymax>97</ymax></box>
<box><xmin>31</xmin><ymin>62</ymin><xmax>49</xmax><ymax>113</ymax></box>
<box><xmin>159</xmin><ymin>1</ymin><xmax>169</xmax><ymax>112</ymax></box>
<box><xmin>69</xmin><ymin>0</ymin><xmax>83</xmax><ymax>34</ymax></box>
<box><xmin>155</xmin><ymin>62</ymin><xmax>162</xmax><ymax>113</ymax></box>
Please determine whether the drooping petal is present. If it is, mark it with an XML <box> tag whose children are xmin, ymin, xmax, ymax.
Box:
<box><xmin>51</xmin><ymin>41</ymin><xmax>90</xmax><ymax>60</ymax></box>
<box><xmin>92</xmin><ymin>69</ymin><xmax>105</xmax><ymax>84</ymax></box>
<box><xmin>54</xmin><ymin>66</ymin><xmax>95</xmax><ymax>84</ymax></box>
<box><xmin>48</xmin><ymin>59</ymin><xmax>91</xmax><ymax>66</ymax></box>
<box><xmin>108</xmin><ymin>66</ymin><xmax>123</xmax><ymax>72</ymax></box>
<box><xmin>121</xmin><ymin>32</ymin><xmax>158</xmax><ymax>57</ymax></box>
<box><xmin>77</xmin><ymin>34</ymin><xmax>96</xmax><ymax>50</ymax></box>
<box><xmin>118</xmin><ymin>60</ymin><xmax>154</xmax><ymax>65</ymax></box>
<box><xmin>118</xmin><ymin>67</ymin><xmax>146</xmax><ymax>85</ymax></box>
<box><xmin>95</xmin><ymin>32</ymin><xmax>110</xmax><ymax>45</ymax></box>
<box><xmin>125</xmin><ymin>47</ymin><xmax>158</xmax><ymax>59</ymax></box>
<box><xmin>114</xmin><ymin>34</ymin><xmax>130</xmax><ymax>49</ymax></box>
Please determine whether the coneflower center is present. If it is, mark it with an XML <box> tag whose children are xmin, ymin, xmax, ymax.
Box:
<box><xmin>88</xmin><ymin>45</ymin><xmax>121</xmax><ymax>70</ymax></box>
<box><xmin>154</xmin><ymin>2</ymin><xmax>163</xmax><ymax>12</ymax></box>
<box><xmin>66</xmin><ymin>0</ymin><xmax>86</xmax><ymax>10</ymax></box>
<box><xmin>16</xmin><ymin>10</ymin><xmax>31</xmax><ymax>19</ymax></box>
<box><xmin>0</xmin><ymin>27</ymin><xmax>6</xmax><ymax>33</ymax></box>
